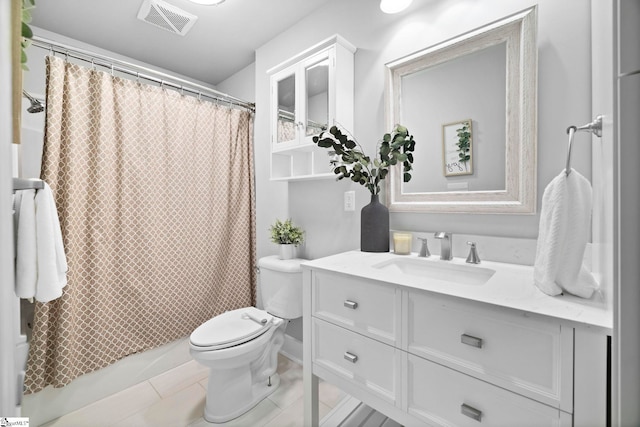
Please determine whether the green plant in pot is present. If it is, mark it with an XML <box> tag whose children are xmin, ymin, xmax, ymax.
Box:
<box><xmin>312</xmin><ymin>124</ymin><xmax>416</xmax><ymax>252</ymax></box>
<box><xmin>269</xmin><ymin>218</ymin><xmax>304</xmax><ymax>260</ymax></box>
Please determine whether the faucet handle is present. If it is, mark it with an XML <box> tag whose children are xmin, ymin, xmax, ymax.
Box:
<box><xmin>417</xmin><ymin>237</ymin><xmax>431</xmax><ymax>257</ymax></box>
<box><xmin>466</xmin><ymin>241</ymin><xmax>481</xmax><ymax>264</ymax></box>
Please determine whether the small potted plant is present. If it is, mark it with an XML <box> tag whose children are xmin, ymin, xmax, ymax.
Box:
<box><xmin>269</xmin><ymin>218</ymin><xmax>305</xmax><ymax>260</ymax></box>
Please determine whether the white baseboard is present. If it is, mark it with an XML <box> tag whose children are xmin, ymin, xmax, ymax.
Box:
<box><xmin>279</xmin><ymin>333</ymin><xmax>303</xmax><ymax>365</ymax></box>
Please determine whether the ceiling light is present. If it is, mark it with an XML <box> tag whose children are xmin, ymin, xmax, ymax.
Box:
<box><xmin>380</xmin><ymin>0</ymin><xmax>413</xmax><ymax>14</ymax></box>
<box><xmin>188</xmin><ymin>0</ymin><xmax>225</xmax><ymax>5</ymax></box>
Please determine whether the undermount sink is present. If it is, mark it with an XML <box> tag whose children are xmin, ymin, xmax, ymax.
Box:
<box><xmin>372</xmin><ymin>257</ymin><xmax>496</xmax><ymax>286</ymax></box>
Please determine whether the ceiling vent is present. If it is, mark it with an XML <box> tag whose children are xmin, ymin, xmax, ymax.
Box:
<box><xmin>137</xmin><ymin>0</ymin><xmax>198</xmax><ymax>36</ymax></box>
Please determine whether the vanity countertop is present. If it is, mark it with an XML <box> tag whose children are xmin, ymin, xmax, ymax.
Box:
<box><xmin>302</xmin><ymin>250</ymin><xmax>612</xmax><ymax>333</ymax></box>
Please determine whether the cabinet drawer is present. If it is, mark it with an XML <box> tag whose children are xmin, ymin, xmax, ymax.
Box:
<box><xmin>312</xmin><ymin>270</ymin><xmax>400</xmax><ymax>345</ymax></box>
<box><xmin>312</xmin><ymin>318</ymin><xmax>401</xmax><ymax>404</ymax></box>
<box><xmin>406</xmin><ymin>354</ymin><xmax>572</xmax><ymax>427</ymax></box>
<box><xmin>405</xmin><ymin>291</ymin><xmax>573</xmax><ymax>410</ymax></box>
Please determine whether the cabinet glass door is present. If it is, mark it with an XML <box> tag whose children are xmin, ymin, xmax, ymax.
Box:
<box><xmin>277</xmin><ymin>73</ymin><xmax>296</xmax><ymax>144</ymax></box>
<box><xmin>305</xmin><ymin>58</ymin><xmax>329</xmax><ymax>137</ymax></box>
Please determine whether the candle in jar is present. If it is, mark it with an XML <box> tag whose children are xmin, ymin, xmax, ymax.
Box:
<box><xmin>393</xmin><ymin>232</ymin><xmax>412</xmax><ymax>255</ymax></box>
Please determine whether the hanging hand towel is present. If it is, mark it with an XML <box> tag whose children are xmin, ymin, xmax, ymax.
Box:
<box><xmin>34</xmin><ymin>183</ymin><xmax>68</xmax><ymax>302</ymax></box>
<box><xmin>14</xmin><ymin>189</ymin><xmax>38</xmax><ymax>299</ymax></box>
<box><xmin>534</xmin><ymin>169</ymin><xmax>599</xmax><ymax>298</ymax></box>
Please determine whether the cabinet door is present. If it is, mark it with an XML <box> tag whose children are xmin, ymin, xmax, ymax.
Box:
<box><xmin>271</xmin><ymin>49</ymin><xmax>332</xmax><ymax>150</ymax></box>
<box><xmin>406</xmin><ymin>354</ymin><xmax>572</xmax><ymax>427</ymax></box>
<box><xmin>302</xmin><ymin>50</ymin><xmax>331</xmax><ymax>143</ymax></box>
<box><xmin>312</xmin><ymin>270</ymin><xmax>401</xmax><ymax>346</ymax></box>
<box><xmin>271</xmin><ymin>67</ymin><xmax>298</xmax><ymax>148</ymax></box>
<box><xmin>312</xmin><ymin>318</ymin><xmax>401</xmax><ymax>405</ymax></box>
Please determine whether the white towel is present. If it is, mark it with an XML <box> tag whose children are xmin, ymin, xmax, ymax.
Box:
<box><xmin>534</xmin><ymin>169</ymin><xmax>599</xmax><ymax>298</ymax></box>
<box><xmin>34</xmin><ymin>183</ymin><xmax>68</xmax><ymax>302</ymax></box>
<box><xmin>14</xmin><ymin>190</ymin><xmax>38</xmax><ymax>299</ymax></box>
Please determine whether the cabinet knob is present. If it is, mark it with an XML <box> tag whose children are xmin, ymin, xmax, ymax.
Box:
<box><xmin>461</xmin><ymin>403</ymin><xmax>483</xmax><ymax>422</ymax></box>
<box><xmin>344</xmin><ymin>352</ymin><xmax>358</xmax><ymax>363</ymax></box>
<box><xmin>461</xmin><ymin>333</ymin><xmax>483</xmax><ymax>348</ymax></box>
<box><xmin>344</xmin><ymin>300</ymin><xmax>358</xmax><ymax>309</ymax></box>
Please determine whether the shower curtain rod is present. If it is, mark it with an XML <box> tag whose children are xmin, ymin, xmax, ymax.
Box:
<box><xmin>31</xmin><ymin>36</ymin><xmax>255</xmax><ymax>112</ymax></box>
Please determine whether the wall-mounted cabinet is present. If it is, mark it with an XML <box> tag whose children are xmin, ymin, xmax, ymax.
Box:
<box><xmin>268</xmin><ymin>35</ymin><xmax>355</xmax><ymax>181</ymax></box>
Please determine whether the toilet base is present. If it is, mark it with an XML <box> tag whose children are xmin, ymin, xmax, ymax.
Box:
<box><xmin>204</xmin><ymin>373</ymin><xmax>281</xmax><ymax>424</ymax></box>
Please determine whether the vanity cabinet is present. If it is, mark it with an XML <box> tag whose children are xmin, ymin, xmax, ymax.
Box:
<box><xmin>268</xmin><ymin>35</ymin><xmax>355</xmax><ymax>181</ymax></box>
<box><xmin>303</xmin><ymin>261</ymin><xmax>607</xmax><ymax>427</ymax></box>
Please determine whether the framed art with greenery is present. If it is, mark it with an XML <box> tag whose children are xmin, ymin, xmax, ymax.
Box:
<box><xmin>442</xmin><ymin>119</ymin><xmax>473</xmax><ymax>177</ymax></box>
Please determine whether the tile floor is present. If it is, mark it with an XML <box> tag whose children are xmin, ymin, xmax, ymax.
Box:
<box><xmin>40</xmin><ymin>354</ymin><xmax>345</xmax><ymax>427</ymax></box>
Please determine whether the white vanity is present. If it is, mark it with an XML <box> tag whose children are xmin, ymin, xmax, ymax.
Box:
<box><xmin>302</xmin><ymin>251</ymin><xmax>611</xmax><ymax>426</ymax></box>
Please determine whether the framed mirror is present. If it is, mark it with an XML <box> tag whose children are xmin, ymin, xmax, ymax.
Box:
<box><xmin>385</xmin><ymin>7</ymin><xmax>537</xmax><ymax>214</ymax></box>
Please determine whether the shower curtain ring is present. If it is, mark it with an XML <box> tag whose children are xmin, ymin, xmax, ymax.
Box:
<box><xmin>64</xmin><ymin>51</ymin><xmax>69</xmax><ymax>62</ymax></box>
<box><xmin>136</xmin><ymin>72</ymin><xmax>140</xmax><ymax>83</ymax></box>
<box><xmin>111</xmin><ymin>65</ymin><xmax>114</xmax><ymax>76</ymax></box>
<box><xmin>197</xmin><ymin>92</ymin><xmax>202</xmax><ymax>101</ymax></box>
<box><xmin>91</xmin><ymin>59</ymin><xmax>96</xmax><ymax>70</ymax></box>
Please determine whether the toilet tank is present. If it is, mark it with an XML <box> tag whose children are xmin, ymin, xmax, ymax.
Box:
<box><xmin>258</xmin><ymin>256</ymin><xmax>305</xmax><ymax>319</ymax></box>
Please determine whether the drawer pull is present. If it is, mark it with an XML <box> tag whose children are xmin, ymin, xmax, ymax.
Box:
<box><xmin>461</xmin><ymin>333</ymin><xmax>483</xmax><ymax>348</ymax></box>
<box><xmin>344</xmin><ymin>352</ymin><xmax>358</xmax><ymax>363</ymax></box>
<box><xmin>461</xmin><ymin>403</ymin><xmax>482</xmax><ymax>422</ymax></box>
<box><xmin>344</xmin><ymin>300</ymin><xmax>358</xmax><ymax>309</ymax></box>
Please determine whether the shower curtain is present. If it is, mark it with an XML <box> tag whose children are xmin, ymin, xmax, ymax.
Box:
<box><xmin>25</xmin><ymin>56</ymin><xmax>256</xmax><ymax>393</ymax></box>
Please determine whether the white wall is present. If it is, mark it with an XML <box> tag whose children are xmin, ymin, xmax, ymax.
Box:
<box><xmin>217</xmin><ymin>61</ymin><xmax>256</xmax><ymax>103</ymax></box>
<box><xmin>252</xmin><ymin>0</ymin><xmax>593</xmax><ymax>262</ymax></box>
<box><xmin>223</xmin><ymin>59</ymin><xmax>289</xmax><ymax>261</ymax></box>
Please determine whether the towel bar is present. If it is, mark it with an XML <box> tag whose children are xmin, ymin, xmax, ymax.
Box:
<box><xmin>12</xmin><ymin>178</ymin><xmax>44</xmax><ymax>192</ymax></box>
<box><xmin>565</xmin><ymin>115</ymin><xmax>603</xmax><ymax>176</ymax></box>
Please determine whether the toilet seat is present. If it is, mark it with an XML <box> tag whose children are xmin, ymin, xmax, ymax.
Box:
<box><xmin>190</xmin><ymin>307</ymin><xmax>275</xmax><ymax>351</ymax></box>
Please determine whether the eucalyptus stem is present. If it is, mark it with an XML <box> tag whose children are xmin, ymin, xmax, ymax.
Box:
<box><xmin>313</xmin><ymin>124</ymin><xmax>416</xmax><ymax>196</ymax></box>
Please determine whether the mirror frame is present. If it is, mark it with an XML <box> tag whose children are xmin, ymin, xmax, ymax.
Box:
<box><xmin>385</xmin><ymin>6</ymin><xmax>537</xmax><ymax>214</ymax></box>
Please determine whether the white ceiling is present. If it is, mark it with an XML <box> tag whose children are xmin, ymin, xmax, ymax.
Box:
<box><xmin>31</xmin><ymin>0</ymin><xmax>334</xmax><ymax>86</ymax></box>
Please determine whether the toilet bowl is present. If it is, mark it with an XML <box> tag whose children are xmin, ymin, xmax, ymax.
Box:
<box><xmin>190</xmin><ymin>256</ymin><xmax>304</xmax><ymax>423</ymax></box>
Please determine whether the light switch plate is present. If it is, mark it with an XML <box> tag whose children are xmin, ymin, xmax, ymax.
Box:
<box><xmin>344</xmin><ymin>191</ymin><xmax>355</xmax><ymax>211</ymax></box>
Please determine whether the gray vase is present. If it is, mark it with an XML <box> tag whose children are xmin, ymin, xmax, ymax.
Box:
<box><xmin>361</xmin><ymin>194</ymin><xmax>390</xmax><ymax>252</ymax></box>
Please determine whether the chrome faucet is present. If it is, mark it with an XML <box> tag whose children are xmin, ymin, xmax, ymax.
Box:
<box><xmin>417</xmin><ymin>238</ymin><xmax>430</xmax><ymax>257</ymax></box>
<box><xmin>466</xmin><ymin>241</ymin><xmax>481</xmax><ymax>264</ymax></box>
<box><xmin>434</xmin><ymin>232</ymin><xmax>452</xmax><ymax>260</ymax></box>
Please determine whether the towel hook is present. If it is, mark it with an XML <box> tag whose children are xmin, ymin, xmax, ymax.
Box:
<box><xmin>565</xmin><ymin>116</ymin><xmax>603</xmax><ymax>176</ymax></box>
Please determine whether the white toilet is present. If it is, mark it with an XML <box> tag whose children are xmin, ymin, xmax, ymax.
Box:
<box><xmin>189</xmin><ymin>256</ymin><xmax>304</xmax><ymax>423</ymax></box>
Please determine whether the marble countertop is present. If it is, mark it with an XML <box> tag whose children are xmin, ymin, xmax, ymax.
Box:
<box><xmin>302</xmin><ymin>250</ymin><xmax>613</xmax><ymax>333</ymax></box>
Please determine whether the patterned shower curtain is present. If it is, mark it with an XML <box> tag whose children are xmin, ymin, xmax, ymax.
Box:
<box><xmin>25</xmin><ymin>56</ymin><xmax>256</xmax><ymax>393</ymax></box>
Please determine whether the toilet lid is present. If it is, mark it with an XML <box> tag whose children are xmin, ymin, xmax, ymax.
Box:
<box><xmin>190</xmin><ymin>307</ymin><xmax>274</xmax><ymax>349</ymax></box>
